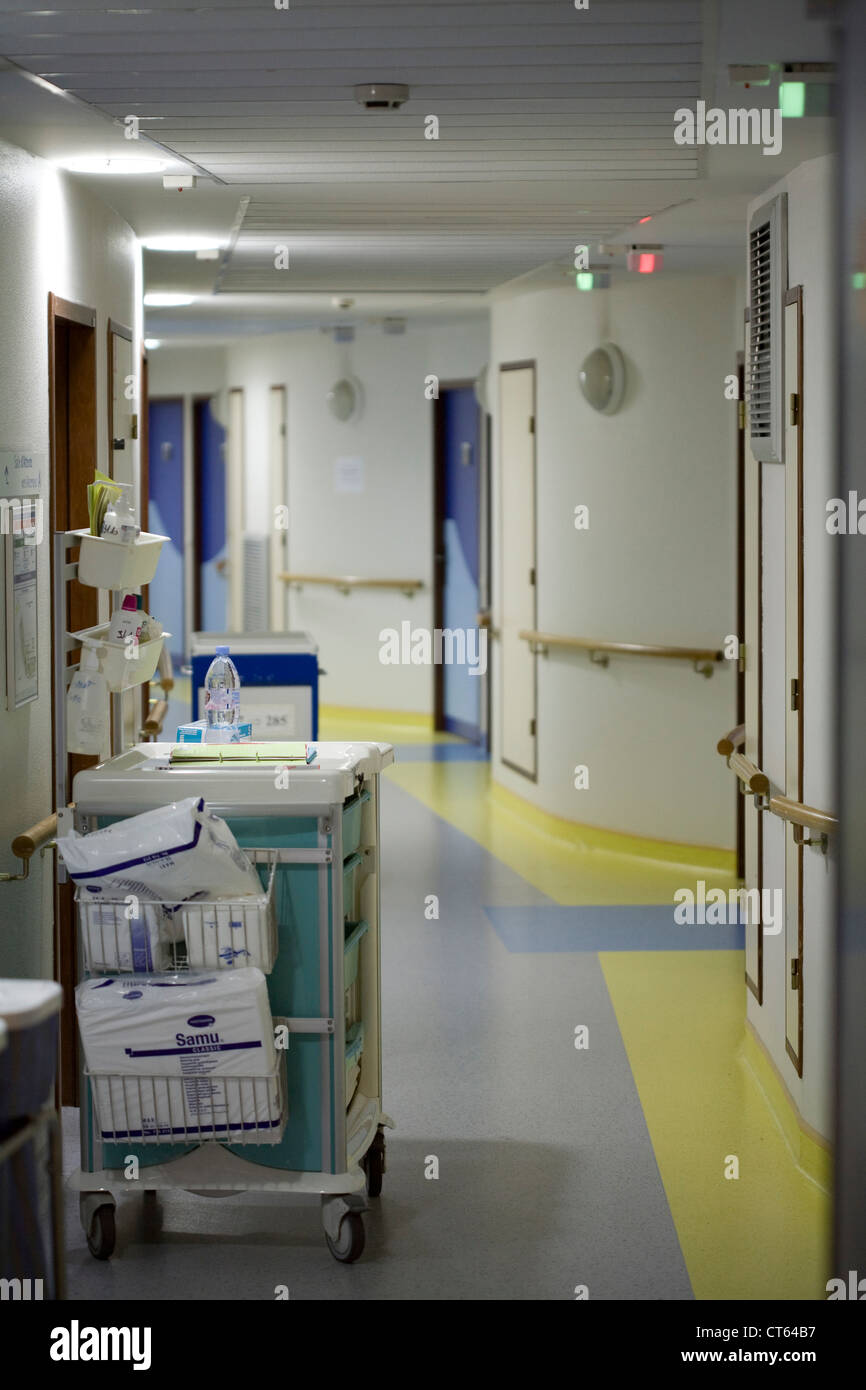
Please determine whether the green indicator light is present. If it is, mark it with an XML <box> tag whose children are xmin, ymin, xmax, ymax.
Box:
<box><xmin>575</xmin><ymin>272</ymin><xmax>594</xmax><ymax>291</ymax></box>
<box><xmin>853</xmin><ymin>271</ymin><xmax>866</xmax><ymax>291</ymax></box>
<box><xmin>779</xmin><ymin>82</ymin><xmax>806</xmax><ymax>118</ymax></box>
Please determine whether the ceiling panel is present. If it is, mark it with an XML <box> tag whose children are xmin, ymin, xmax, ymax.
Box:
<box><xmin>0</xmin><ymin>0</ymin><xmax>705</xmax><ymax>294</ymax></box>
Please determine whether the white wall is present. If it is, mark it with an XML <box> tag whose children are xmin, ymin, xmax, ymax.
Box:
<box><xmin>224</xmin><ymin>319</ymin><xmax>489</xmax><ymax>712</ymax></box>
<box><xmin>489</xmin><ymin>277</ymin><xmax>739</xmax><ymax>848</ymax></box>
<box><xmin>746</xmin><ymin>155</ymin><xmax>838</xmax><ymax>1142</ymax></box>
<box><xmin>0</xmin><ymin>137</ymin><xmax>140</xmax><ymax>978</ymax></box>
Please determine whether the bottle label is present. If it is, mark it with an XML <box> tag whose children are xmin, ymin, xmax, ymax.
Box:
<box><xmin>206</xmin><ymin>689</ymin><xmax>240</xmax><ymax>715</ymax></box>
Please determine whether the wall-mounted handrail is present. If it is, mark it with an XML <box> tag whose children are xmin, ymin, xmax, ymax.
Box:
<box><xmin>279</xmin><ymin>572</ymin><xmax>423</xmax><ymax>598</ymax></box>
<box><xmin>716</xmin><ymin>728</ymin><xmax>837</xmax><ymax>850</ymax></box>
<box><xmin>519</xmin><ymin>629</ymin><xmax>723</xmax><ymax>676</ymax></box>
<box><xmin>1</xmin><ymin>810</ymin><xmax>65</xmax><ymax>884</ymax></box>
<box><xmin>727</xmin><ymin>751</ymin><xmax>770</xmax><ymax>796</ymax></box>
<box><xmin>140</xmin><ymin>699</ymin><xmax>168</xmax><ymax>742</ymax></box>
<box><xmin>767</xmin><ymin>794</ymin><xmax>839</xmax><ymax>838</ymax></box>
<box><xmin>717</xmin><ymin>724</ymin><xmax>745</xmax><ymax>756</ymax></box>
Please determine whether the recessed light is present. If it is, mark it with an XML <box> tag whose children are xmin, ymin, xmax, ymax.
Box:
<box><xmin>142</xmin><ymin>235</ymin><xmax>223</xmax><ymax>253</ymax></box>
<box><xmin>144</xmin><ymin>338</ymin><xmax>162</xmax><ymax>350</ymax></box>
<box><xmin>61</xmin><ymin>155</ymin><xmax>169</xmax><ymax>175</ymax></box>
<box><xmin>144</xmin><ymin>292</ymin><xmax>195</xmax><ymax>307</ymax></box>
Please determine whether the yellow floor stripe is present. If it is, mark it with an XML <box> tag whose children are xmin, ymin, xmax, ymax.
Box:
<box><xmin>600</xmin><ymin>951</ymin><xmax>830</xmax><ymax>1300</ymax></box>
<box><xmin>318</xmin><ymin>706</ymin><xmax>459</xmax><ymax>745</ymax></box>
<box><xmin>385</xmin><ymin>759</ymin><xmax>738</xmax><ymax>905</ymax></box>
<box><xmin>315</xmin><ymin>712</ymin><xmax>830</xmax><ymax>1296</ymax></box>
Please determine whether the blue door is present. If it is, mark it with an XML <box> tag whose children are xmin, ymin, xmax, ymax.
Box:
<box><xmin>197</xmin><ymin>398</ymin><xmax>228</xmax><ymax>633</ymax></box>
<box><xmin>441</xmin><ymin>386</ymin><xmax>483</xmax><ymax>743</ymax></box>
<box><xmin>147</xmin><ymin>399</ymin><xmax>184</xmax><ymax>665</ymax></box>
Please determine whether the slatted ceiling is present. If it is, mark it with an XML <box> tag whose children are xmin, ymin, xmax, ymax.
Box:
<box><xmin>0</xmin><ymin>0</ymin><xmax>704</xmax><ymax>293</ymax></box>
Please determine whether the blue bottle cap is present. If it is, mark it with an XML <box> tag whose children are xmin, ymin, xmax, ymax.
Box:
<box><xmin>215</xmin><ymin>645</ymin><xmax>229</xmax><ymax>656</ymax></box>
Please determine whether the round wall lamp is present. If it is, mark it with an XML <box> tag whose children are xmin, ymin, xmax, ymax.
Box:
<box><xmin>326</xmin><ymin>375</ymin><xmax>364</xmax><ymax>423</ymax></box>
<box><xmin>578</xmin><ymin>342</ymin><xmax>626</xmax><ymax>415</ymax></box>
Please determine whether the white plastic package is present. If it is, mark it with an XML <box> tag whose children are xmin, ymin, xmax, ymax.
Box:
<box><xmin>76</xmin><ymin>969</ymin><xmax>282</xmax><ymax>1140</ymax></box>
<box><xmin>78</xmin><ymin>900</ymin><xmax>167</xmax><ymax>973</ymax></box>
<box><xmin>176</xmin><ymin>894</ymin><xmax>275</xmax><ymax>971</ymax></box>
<box><xmin>58</xmin><ymin>797</ymin><xmax>263</xmax><ymax>904</ymax></box>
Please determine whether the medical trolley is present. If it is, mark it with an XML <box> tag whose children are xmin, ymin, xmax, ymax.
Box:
<box><xmin>63</xmin><ymin>740</ymin><xmax>394</xmax><ymax>1264</ymax></box>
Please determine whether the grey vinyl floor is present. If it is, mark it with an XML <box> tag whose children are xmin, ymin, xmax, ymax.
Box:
<box><xmin>62</xmin><ymin>774</ymin><xmax>692</xmax><ymax>1301</ymax></box>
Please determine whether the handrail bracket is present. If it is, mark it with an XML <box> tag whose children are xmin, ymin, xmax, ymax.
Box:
<box><xmin>792</xmin><ymin>824</ymin><xmax>829</xmax><ymax>854</ymax></box>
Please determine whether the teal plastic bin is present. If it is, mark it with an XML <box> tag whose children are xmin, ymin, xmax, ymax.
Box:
<box><xmin>341</xmin><ymin>789</ymin><xmax>370</xmax><ymax>858</ymax></box>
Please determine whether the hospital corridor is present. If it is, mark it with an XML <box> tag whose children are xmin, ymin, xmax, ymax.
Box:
<box><xmin>0</xmin><ymin>0</ymin><xmax>864</xmax><ymax>1352</ymax></box>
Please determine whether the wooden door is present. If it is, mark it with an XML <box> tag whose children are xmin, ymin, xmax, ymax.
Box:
<box><xmin>48</xmin><ymin>294</ymin><xmax>98</xmax><ymax>1102</ymax></box>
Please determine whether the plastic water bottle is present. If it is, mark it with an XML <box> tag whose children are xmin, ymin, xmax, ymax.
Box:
<box><xmin>204</xmin><ymin>646</ymin><xmax>241</xmax><ymax>728</ymax></box>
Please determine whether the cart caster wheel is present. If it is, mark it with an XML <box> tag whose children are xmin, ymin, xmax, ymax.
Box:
<box><xmin>325</xmin><ymin>1212</ymin><xmax>365</xmax><ymax>1264</ymax></box>
<box><xmin>362</xmin><ymin>1128</ymin><xmax>386</xmax><ymax>1198</ymax></box>
<box><xmin>86</xmin><ymin>1205</ymin><xmax>116</xmax><ymax>1261</ymax></box>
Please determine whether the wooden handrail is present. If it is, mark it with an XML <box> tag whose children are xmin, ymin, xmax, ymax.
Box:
<box><xmin>141</xmin><ymin>699</ymin><xmax>168</xmax><ymax>741</ymax></box>
<box><xmin>519</xmin><ymin>629</ymin><xmax>723</xmax><ymax>674</ymax></box>
<box><xmin>716</xmin><ymin>728</ymin><xmax>838</xmax><ymax>845</ymax></box>
<box><xmin>11</xmin><ymin>813</ymin><xmax>58</xmax><ymax>862</ymax></box>
<box><xmin>279</xmin><ymin>572</ymin><xmax>423</xmax><ymax>597</ymax></box>
<box><xmin>2</xmin><ymin>808</ymin><xmax>71</xmax><ymax>884</ymax></box>
<box><xmin>717</xmin><ymin>724</ymin><xmax>745</xmax><ymax>756</ymax></box>
<box><xmin>727</xmin><ymin>751</ymin><xmax>770</xmax><ymax>796</ymax></box>
<box><xmin>768</xmin><ymin>794</ymin><xmax>838</xmax><ymax>837</ymax></box>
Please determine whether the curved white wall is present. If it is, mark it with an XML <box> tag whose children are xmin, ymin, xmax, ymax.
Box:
<box><xmin>489</xmin><ymin>276</ymin><xmax>739</xmax><ymax>849</ymax></box>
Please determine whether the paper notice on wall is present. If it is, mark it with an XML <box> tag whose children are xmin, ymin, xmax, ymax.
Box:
<box><xmin>0</xmin><ymin>450</ymin><xmax>46</xmax><ymax>497</ymax></box>
<box><xmin>334</xmin><ymin>456</ymin><xmax>364</xmax><ymax>494</ymax></box>
<box><xmin>6</xmin><ymin>530</ymin><xmax>38</xmax><ymax>708</ymax></box>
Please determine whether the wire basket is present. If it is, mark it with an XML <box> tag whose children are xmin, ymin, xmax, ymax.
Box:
<box><xmin>86</xmin><ymin>1049</ymin><xmax>287</xmax><ymax>1147</ymax></box>
<box><xmin>76</xmin><ymin>851</ymin><xmax>278</xmax><ymax>975</ymax></box>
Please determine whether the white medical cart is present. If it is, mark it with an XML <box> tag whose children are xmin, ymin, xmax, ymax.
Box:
<box><xmin>63</xmin><ymin>741</ymin><xmax>393</xmax><ymax>1264</ymax></box>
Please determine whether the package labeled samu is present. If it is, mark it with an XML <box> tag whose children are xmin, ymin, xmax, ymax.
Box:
<box><xmin>57</xmin><ymin>796</ymin><xmax>263</xmax><ymax>903</ymax></box>
<box><xmin>76</xmin><ymin>968</ymin><xmax>283</xmax><ymax>1140</ymax></box>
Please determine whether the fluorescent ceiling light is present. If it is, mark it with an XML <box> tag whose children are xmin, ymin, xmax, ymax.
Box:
<box><xmin>144</xmin><ymin>292</ymin><xmax>195</xmax><ymax>307</ymax></box>
<box><xmin>60</xmin><ymin>155</ymin><xmax>169</xmax><ymax>175</ymax></box>
<box><xmin>144</xmin><ymin>338</ymin><xmax>162</xmax><ymax>349</ymax></box>
<box><xmin>142</xmin><ymin>235</ymin><xmax>223</xmax><ymax>254</ymax></box>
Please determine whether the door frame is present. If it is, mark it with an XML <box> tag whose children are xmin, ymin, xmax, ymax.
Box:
<box><xmin>106</xmin><ymin>317</ymin><xmax>133</xmax><ymax>472</ymax></box>
<box><xmin>498</xmin><ymin>358</ymin><xmax>538</xmax><ymax>781</ymax></box>
<box><xmin>784</xmin><ymin>283</ymin><xmax>805</xmax><ymax>1076</ymax></box>
<box><xmin>48</xmin><ymin>291</ymin><xmax>98</xmax><ymax>1103</ymax></box>
<box><xmin>743</xmin><ymin>308</ymin><xmax>764</xmax><ymax>1005</ymax></box>
<box><xmin>432</xmin><ymin>378</ymin><xmax>485</xmax><ymax>736</ymax></box>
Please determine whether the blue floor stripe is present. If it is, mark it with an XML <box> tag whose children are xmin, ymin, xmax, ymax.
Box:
<box><xmin>484</xmin><ymin>904</ymin><xmax>745</xmax><ymax>952</ymax></box>
<box><xmin>394</xmin><ymin>742</ymin><xmax>489</xmax><ymax>762</ymax></box>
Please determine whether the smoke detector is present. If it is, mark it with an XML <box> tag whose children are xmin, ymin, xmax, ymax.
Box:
<box><xmin>354</xmin><ymin>83</ymin><xmax>409</xmax><ymax>110</ymax></box>
<box><xmin>332</xmin><ymin>296</ymin><xmax>355</xmax><ymax>310</ymax></box>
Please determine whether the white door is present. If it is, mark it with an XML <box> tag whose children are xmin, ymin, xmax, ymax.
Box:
<box><xmin>499</xmin><ymin>363</ymin><xmax>537</xmax><ymax>779</ymax></box>
<box><xmin>743</xmin><ymin>311</ymin><xmax>763</xmax><ymax>1000</ymax></box>
<box><xmin>783</xmin><ymin>289</ymin><xmax>804</xmax><ymax>1073</ymax></box>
